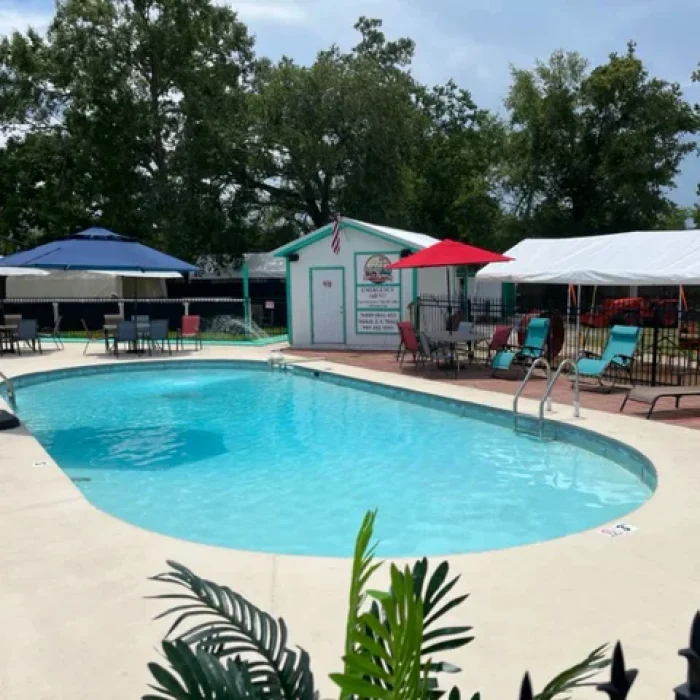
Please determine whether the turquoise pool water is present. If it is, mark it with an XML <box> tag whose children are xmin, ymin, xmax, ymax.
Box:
<box><xmin>11</xmin><ymin>363</ymin><xmax>654</xmax><ymax>556</ymax></box>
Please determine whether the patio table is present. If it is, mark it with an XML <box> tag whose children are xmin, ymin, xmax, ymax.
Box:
<box><xmin>427</xmin><ymin>329</ymin><xmax>488</xmax><ymax>379</ymax></box>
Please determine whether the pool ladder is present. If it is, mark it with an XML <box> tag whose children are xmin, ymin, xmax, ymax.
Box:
<box><xmin>513</xmin><ymin>359</ymin><xmax>580</xmax><ymax>439</ymax></box>
<box><xmin>0</xmin><ymin>371</ymin><xmax>17</xmax><ymax>411</ymax></box>
<box><xmin>268</xmin><ymin>351</ymin><xmax>289</xmax><ymax>371</ymax></box>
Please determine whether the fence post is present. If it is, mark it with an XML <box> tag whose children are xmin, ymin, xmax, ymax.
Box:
<box><xmin>675</xmin><ymin>612</ymin><xmax>700</xmax><ymax>700</ymax></box>
<box><xmin>242</xmin><ymin>256</ymin><xmax>251</xmax><ymax>334</ymax></box>
<box><xmin>651</xmin><ymin>322</ymin><xmax>659</xmax><ymax>386</ymax></box>
<box><xmin>596</xmin><ymin>642</ymin><xmax>637</xmax><ymax>699</ymax></box>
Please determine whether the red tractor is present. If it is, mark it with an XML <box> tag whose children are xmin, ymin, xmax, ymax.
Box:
<box><xmin>581</xmin><ymin>297</ymin><xmax>677</xmax><ymax>329</ymax></box>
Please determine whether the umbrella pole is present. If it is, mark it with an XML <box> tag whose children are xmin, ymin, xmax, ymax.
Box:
<box><xmin>446</xmin><ymin>268</ymin><xmax>452</xmax><ymax>335</ymax></box>
<box><xmin>0</xmin><ymin>275</ymin><xmax>5</xmax><ymax>323</ymax></box>
<box><xmin>133</xmin><ymin>277</ymin><xmax>139</xmax><ymax>353</ymax></box>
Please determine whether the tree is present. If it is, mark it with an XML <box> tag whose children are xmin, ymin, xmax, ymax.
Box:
<box><xmin>503</xmin><ymin>43</ymin><xmax>699</xmax><ymax>239</ymax></box>
<box><xmin>0</xmin><ymin>0</ymin><xmax>257</xmax><ymax>258</ymax></box>
<box><xmin>247</xmin><ymin>17</ymin><xmax>422</xmax><ymax>234</ymax></box>
<box><xmin>409</xmin><ymin>80</ymin><xmax>506</xmax><ymax>247</ymax></box>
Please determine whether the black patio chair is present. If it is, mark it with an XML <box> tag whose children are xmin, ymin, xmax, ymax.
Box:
<box><xmin>39</xmin><ymin>315</ymin><xmax>64</xmax><ymax>349</ymax></box>
<box><xmin>113</xmin><ymin>321</ymin><xmax>138</xmax><ymax>357</ymax></box>
<box><xmin>15</xmin><ymin>319</ymin><xmax>42</xmax><ymax>355</ymax></box>
<box><xmin>148</xmin><ymin>319</ymin><xmax>172</xmax><ymax>355</ymax></box>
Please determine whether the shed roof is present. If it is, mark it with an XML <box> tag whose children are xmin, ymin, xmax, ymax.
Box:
<box><xmin>271</xmin><ymin>217</ymin><xmax>440</xmax><ymax>257</ymax></box>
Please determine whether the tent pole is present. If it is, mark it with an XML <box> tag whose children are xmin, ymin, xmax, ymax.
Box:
<box><xmin>575</xmin><ymin>284</ymin><xmax>582</xmax><ymax>361</ymax></box>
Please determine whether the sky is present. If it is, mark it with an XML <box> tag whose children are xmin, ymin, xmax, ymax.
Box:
<box><xmin>3</xmin><ymin>0</ymin><xmax>700</xmax><ymax>204</ymax></box>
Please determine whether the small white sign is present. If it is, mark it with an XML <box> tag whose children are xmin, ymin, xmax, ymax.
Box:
<box><xmin>598</xmin><ymin>522</ymin><xmax>637</xmax><ymax>538</ymax></box>
<box><xmin>264</xmin><ymin>300</ymin><xmax>275</xmax><ymax>310</ymax></box>
<box><xmin>357</xmin><ymin>285</ymin><xmax>400</xmax><ymax>308</ymax></box>
<box><xmin>357</xmin><ymin>310</ymin><xmax>400</xmax><ymax>334</ymax></box>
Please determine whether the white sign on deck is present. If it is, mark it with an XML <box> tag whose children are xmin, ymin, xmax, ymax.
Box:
<box><xmin>598</xmin><ymin>522</ymin><xmax>637</xmax><ymax>538</ymax></box>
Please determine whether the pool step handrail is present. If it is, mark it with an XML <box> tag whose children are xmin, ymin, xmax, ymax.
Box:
<box><xmin>268</xmin><ymin>351</ymin><xmax>288</xmax><ymax>371</ymax></box>
<box><xmin>540</xmin><ymin>359</ymin><xmax>580</xmax><ymax>421</ymax></box>
<box><xmin>513</xmin><ymin>357</ymin><xmax>552</xmax><ymax>438</ymax></box>
<box><xmin>0</xmin><ymin>371</ymin><xmax>17</xmax><ymax>411</ymax></box>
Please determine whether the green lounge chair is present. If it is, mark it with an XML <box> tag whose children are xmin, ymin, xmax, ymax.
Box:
<box><xmin>576</xmin><ymin>324</ymin><xmax>641</xmax><ymax>388</ymax></box>
<box><xmin>491</xmin><ymin>317</ymin><xmax>550</xmax><ymax>373</ymax></box>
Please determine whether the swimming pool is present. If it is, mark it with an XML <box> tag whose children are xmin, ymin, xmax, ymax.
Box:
<box><xmin>9</xmin><ymin>361</ymin><xmax>655</xmax><ymax>557</ymax></box>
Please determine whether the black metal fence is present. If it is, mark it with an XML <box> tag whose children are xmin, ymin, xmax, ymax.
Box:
<box><xmin>416</xmin><ymin>294</ymin><xmax>699</xmax><ymax>386</ymax></box>
<box><xmin>517</xmin><ymin>611</ymin><xmax>700</xmax><ymax>700</ymax></box>
<box><xmin>1</xmin><ymin>295</ymin><xmax>288</xmax><ymax>340</ymax></box>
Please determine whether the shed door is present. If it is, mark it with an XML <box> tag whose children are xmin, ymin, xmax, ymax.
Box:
<box><xmin>310</xmin><ymin>267</ymin><xmax>345</xmax><ymax>344</ymax></box>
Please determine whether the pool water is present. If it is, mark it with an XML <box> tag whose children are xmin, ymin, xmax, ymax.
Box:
<box><xmin>14</xmin><ymin>365</ymin><xmax>653</xmax><ymax>556</ymax></box>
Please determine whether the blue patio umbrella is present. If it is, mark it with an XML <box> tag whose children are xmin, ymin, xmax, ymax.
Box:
<box><xmin>0</xmin><ymin>227</ymin><xmax>197</xmax><ymax>329</ymax></box>
<box><xmin>0</xmin><ymin>227</ymin><xmax>198</xmax><ymax>273</ymax></box>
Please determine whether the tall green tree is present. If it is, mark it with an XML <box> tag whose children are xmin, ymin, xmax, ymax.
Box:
<box><xmin>503</xmin><ymin>43</ymin><xmax>698</xmax><ymax>239</ymax></box>
<box><xmin>409</xmin><ymin>80</ymin><xmax>506</xmax><ymax>247</ymax></box>
<box><xmin>247</xmin><ymin>17</ymin><xmax>422</xmax><ymax>234</ymax></box>
<box><xmin>0</xmin><ymin>0</ymin><xmax>256</xmax><ymax>258</ymax></box>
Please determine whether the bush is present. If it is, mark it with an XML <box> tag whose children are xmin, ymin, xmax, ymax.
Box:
<box><xmin>145</xmin><ymin>510</ymin><xmax>608</xmax><ymax>699</ymax></box>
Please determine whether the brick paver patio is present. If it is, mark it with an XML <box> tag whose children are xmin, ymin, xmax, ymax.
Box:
<box><xmin>290</xmin><ymin>349</ymin><xmax>700</xmax><ymax>430</ymax></box>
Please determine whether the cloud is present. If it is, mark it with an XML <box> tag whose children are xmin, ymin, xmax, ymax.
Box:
<box><xmin>0</xmin><ymin>8</ymin><xmax>51</xmax><ymax>35</ymax></box>
<box><xmin>225</xmin><ymin>1</ymin><xmax>308</xmax><ymax>24</ymax></box>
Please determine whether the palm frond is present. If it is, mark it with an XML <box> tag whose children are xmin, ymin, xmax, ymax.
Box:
<box><xmin>150</xmin><ymin>561</ymin><xmax>316</xmax><ymax>700</ymax></box>
<box><xmin>339</xmin><ymin>509</ymin><xmax>382</xmax><ymax>699</ymax></box>
<box><xmin>144</xmin><ymin>640</ymin><xmax>264</xmax><ymax>700</ymax></box>
<box><xmin>535</xmin><ymin>644</ymin><xmax>610</xmax><ymax>700</ymax></box>
<box><xmin>332</xmin><ymin>564</ymin><xmax>429</xmax><ymax>700</ymax></box>
<box><xmin>411</xmin><ymin>559</ymin><xmax>473</xmax><ymax>661</ymax></box>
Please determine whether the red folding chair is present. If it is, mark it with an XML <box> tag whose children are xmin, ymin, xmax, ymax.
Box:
<box><xmin>397</xmin><ymin>322</ymin><xmax>422</xmax><ymax>369</ymax></box>
<box><xmin>477</xmin><ymin>325</ymin><xmax>513</xmax><ymax>364</ymax></box>
<box><xmin>177</xmin><ymin>315</ymin><xmax>202</xmax><ymax>350</ymax></box>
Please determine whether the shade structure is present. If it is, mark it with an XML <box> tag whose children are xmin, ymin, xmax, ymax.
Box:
<box><xmin>476</xmin><ymin>230</ymin><xmax>700</xmax><ymax>286</ymax></box>
<box><xmin>0</xmin><ymin>267</ymin><xmax>49</xmax><ymax>277</ymax></box>
<box><xmin>90</xmin><ymin>270</ymin><xmax>183</xmax><ymax>279</ymax></box>
<box><xmin>387</xmin><ymin>239</ymin><xmax>512</xmax><ymax>269</ymax></box>
<box><xmin>0</xmin><ymin>228</ymin><xmax>198</xmax><ymax>273</ymax></box>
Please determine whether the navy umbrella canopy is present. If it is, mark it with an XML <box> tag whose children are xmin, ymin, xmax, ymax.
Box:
<box><xmin>0</xmin><ymin>228</ymin><xmax>198</xmax><ymax>273</ymax></box>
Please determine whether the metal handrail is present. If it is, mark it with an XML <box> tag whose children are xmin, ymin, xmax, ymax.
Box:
<box><xmin>0</xmin><ymin>371</ymin><xmax>17</xmax><ymax>411</ymax></box>
<box><xmin>513</xmin><ymin>358</ymin><xmax>552</xmax><ymax>436</ymax></box>
<box><xmin>540</xmin><ymin>359</ymin><xmax>580</xmax><ymax>421</ymax></box>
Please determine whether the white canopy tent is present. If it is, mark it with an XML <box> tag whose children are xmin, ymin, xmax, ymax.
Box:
<box><xmin>476</xmin><ymin>230</ymin><xmax>700</xmax><ymax>286</ymax></box>
<box><xmin>476</xmin><ymin>230</ymin><xmax>700</xmax><ymax>384</ymax></box>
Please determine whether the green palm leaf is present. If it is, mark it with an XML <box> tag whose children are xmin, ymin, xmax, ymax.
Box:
<box><xmin>144</xmin><ymin>640</ymin><xmax>264</xmax><ymax>699</ymax></box>
<box><xmin>534</xmin><ymin>644</ymin><xmax>610</xmax><ymax>700</ymax></box>
<box><xmin>149</xmin><ymin>561</ymin><xmax>316</xmax><ymax>700</ymax></box>
<box><xmin>339</xmin><ymin>509</ymin><xmax>382</xmax><ymax>699</ymax></box>
<box><xmin>332</xmin><ymin>512</ymin><xmax>472</xmax><ymax>700</ymax></box>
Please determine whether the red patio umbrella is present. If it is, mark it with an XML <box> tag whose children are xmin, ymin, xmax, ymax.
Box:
<box><xmin>388</xmin><ymin>238</ymin><xmax>512</xmax><ymax>269</ymax></box>
<box><xmin>388</xmin><ymin>239</ymin><xmax>513</xmax><ymax>326</ymax></box>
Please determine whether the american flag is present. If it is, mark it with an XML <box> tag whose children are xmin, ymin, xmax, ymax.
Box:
<box><xmin>330</xmin><ymin>216</ymin><xmax>341</xmax><ymax>255</ymax></box>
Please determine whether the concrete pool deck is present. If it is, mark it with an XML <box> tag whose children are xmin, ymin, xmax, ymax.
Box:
<box><xmin>1</xmin><ymin>344</ymin><xmax>699</xmax><ymax>699</ymax></box>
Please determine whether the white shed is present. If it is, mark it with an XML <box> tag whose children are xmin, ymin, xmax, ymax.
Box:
<box><xmin>272</xmin><ymin>217</ymin><xmax>450</xmax><ymax>350</ymax></box>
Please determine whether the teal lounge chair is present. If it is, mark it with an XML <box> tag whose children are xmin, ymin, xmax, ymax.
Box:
<box><xmin>576</xmin><ymin>325</ymin><xmax>641</xmax><ymax>388</ymax></box>
<box><xmin>491</xmin><ymin>317</ymin><xmax>550</xmax><ymax>374</ymax></box>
